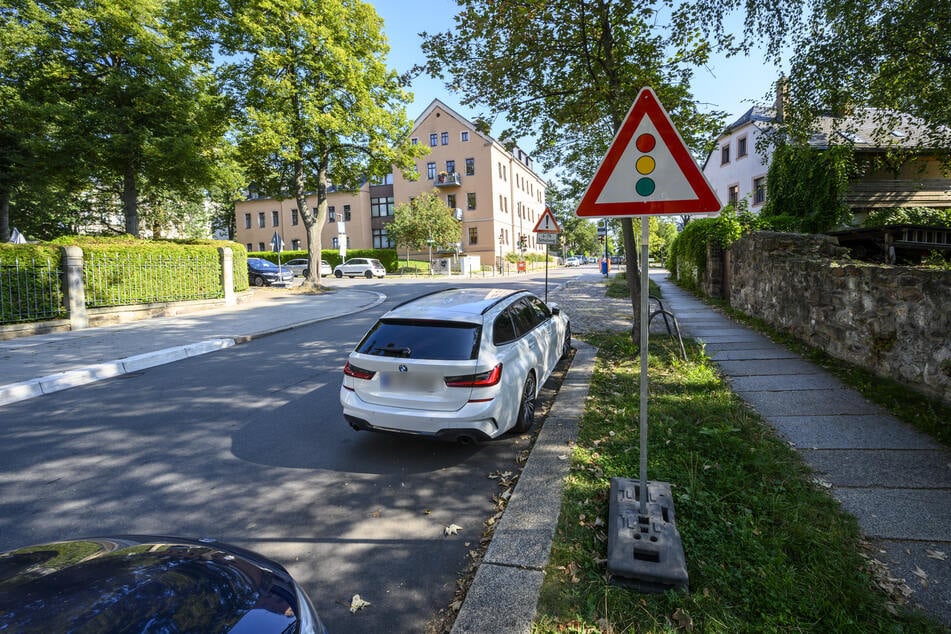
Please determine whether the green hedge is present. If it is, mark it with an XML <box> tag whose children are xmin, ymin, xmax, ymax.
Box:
<box><xmin>1</xmin><ymin>237</ymin><xmax>248</xmax><ymax>324</ymax></box>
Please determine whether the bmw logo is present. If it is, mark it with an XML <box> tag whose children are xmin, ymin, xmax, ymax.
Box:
<box><xmin>399</xmin><ymin>365</ymin><xmax>408</xmax><ymax>373</ymax></box>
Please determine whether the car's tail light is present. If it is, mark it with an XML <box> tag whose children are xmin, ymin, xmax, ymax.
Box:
<box><xmin>343</xmin><ymin>361</ymin><xmax>375</xmax><ymax>380</ymax></box>
<box><xmin>445</xmin><ymin>363</ymin><xmax>503</xmax><ymax>388</ymax></box>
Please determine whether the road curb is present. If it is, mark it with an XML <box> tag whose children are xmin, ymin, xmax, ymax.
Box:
<box><xmin>451</xmin><ymin>342</ymin><xmax>597</xmax><ymax>634</ymax></box>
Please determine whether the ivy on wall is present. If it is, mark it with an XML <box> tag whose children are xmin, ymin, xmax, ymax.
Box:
<box><xmin>761</xmin><ymin>144</ymin><xmax>855</xmax><ymax>233</ymax></box>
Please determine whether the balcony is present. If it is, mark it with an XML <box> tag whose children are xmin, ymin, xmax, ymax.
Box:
<box><xmin>435</xmin><ymin>171</ymin><xmax>462</xmax><ymax>187</ymax></box>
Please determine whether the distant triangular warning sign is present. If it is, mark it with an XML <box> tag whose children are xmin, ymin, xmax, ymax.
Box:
<box><xmin>575</xmin><ymin>87</ymin><xmax>721</xmax><ymax>217</ymax></box>
<box><xmin>533</xmin><ymin>207</ymin><xmax>561</xmax><ymax>233</ymax></box>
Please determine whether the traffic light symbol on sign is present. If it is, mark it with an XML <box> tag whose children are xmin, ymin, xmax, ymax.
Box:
<box><xmin>635</xmin><ymin>133</ymin><xmax>656</xmax><ymax>197</ymax></box>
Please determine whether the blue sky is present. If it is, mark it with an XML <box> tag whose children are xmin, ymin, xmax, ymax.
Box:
<box><xmin>369</xmin><ymin>0</ymin><xmax>785</xmax><ymax>145</ymax></box>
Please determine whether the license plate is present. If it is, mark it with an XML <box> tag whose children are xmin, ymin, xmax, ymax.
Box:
<box><xmin>380</xmin><ymin>372</ymin><xmax>435</xmax><ymax>392</ymax></box>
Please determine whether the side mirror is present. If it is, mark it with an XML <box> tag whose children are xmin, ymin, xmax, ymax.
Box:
<box><xmin>551</xmin><ymin>306</ymin><xmax>561</xmax><ymax>315</ymax></box>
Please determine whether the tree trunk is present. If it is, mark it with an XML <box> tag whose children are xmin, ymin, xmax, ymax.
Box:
<box><xmin>296</xmin><ymin>159</ymin><xmax>327</xmax><ymax>292</ymax></box>
<box><xmin>621</xmin><ymin>218</ymin><xmax>641</xmax><ymax>347</ymax></box>
<box><xmin>0</xmin><ymin>187</ymin><xmax>10</xmax><ymax>242</ymax></box>
<box><xmin>122</xmin><ymin>163</ymin><xmax>139</xmax><ymax>236</ymax></box>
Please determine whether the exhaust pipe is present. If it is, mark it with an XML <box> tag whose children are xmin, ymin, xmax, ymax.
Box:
<box><xmin>456</xmin><ymin>435</ymin><xmax>475</xmax><ymax>445</ymax></box>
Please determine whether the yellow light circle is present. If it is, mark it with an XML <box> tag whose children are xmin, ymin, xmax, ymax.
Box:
<box><xmin>636</xmin><ymin>156</ymin><xmax>655</xmax><ymax>175</ymax></box>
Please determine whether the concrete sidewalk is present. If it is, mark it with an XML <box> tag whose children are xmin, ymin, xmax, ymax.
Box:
<box><xmin>653</xmin><ymin>275</ymin><xmax>951</xmax><ymax>627</ymax></box>
<box><xmin>0</xmin><ymin>287</ymin><xmax>386</xmax><ymax>406</ymax></box>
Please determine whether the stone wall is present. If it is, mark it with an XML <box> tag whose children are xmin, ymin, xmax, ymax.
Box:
<box><xmin>728</xmin><ymin>231</ymin><xmax>951</xmax><ymax>404</ymax></box>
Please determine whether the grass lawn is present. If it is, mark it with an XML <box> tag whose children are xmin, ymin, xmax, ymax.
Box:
<box><xmin>533</xmin><ymin>279</ymin><xmax>946</xmax><ymax>632</ymax></box>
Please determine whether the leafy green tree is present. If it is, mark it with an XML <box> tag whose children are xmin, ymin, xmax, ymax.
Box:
<box><xmin>675</xmin><ymin>0</ymin><xmax>951</xmax><ymax>157</ymax></box>
<box><xmin>421</xmin><ymin>0</ymin><xmax>723</xmax><ymax>337</ymax></box>
<box><xmin>387</xmin><ymin>190</ymin><xmax>461</xmax><ymax>264</ymax></box>
<box><xmin>2</xmin><ymin>0</ymin><xmax>232</xmax><ymax>238</ymax></box>
<box><xmin>218</xmin><ymin>0</ymin><xmax>427</xmax><ymax>288</ymax></box>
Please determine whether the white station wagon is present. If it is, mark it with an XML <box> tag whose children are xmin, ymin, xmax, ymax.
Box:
<box><xmin>340</xmin><ymin>288</ymin><xmax>571</xmax><ymax>442</ymax></box>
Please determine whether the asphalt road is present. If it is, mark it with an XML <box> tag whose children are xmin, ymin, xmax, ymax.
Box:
<box><xmin>0</xmin><ymin>276</ymin><xmax>563</xmax><ymax>633</ymax></box>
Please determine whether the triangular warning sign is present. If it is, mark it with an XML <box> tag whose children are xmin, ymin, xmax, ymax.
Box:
<box><xmin>533</xmin><ymin>207</ymin><xmax>561</xmax><ymax>233</ymax></box>
<box><xmin>575</xmin><ymin>87</ymin><xmax>721</xmax><ymax>217</ymax></box>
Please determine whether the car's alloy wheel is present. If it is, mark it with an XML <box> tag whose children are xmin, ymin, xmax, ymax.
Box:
<box><xmin>253</xmin><ymin>276</ymin><xmax>266</xmax><ymax>287</ymax></box>
<box><xmin>303</xmin><ymin>269</ymin><xmax>309</xmax><ymax>278</ymax></box>
<box><xmin>561</xmin><ymin>324</ymin><xmax>572</xmax><ymax>359</ymax></box>
<box><xmin>334</xmin><ymin>270</ymin><xmax>343</xmax><ymax>278</ymax></box>
<box><xmin>513</xmin><ymin>371</ymin><xmax>537</xmax><ymax>433</ymax></box>
<box><xmin>364</xmin><ymin>270</ymin><xmax>373</xmax><ymax>279</ymax></box>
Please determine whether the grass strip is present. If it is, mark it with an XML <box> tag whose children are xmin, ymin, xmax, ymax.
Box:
<box><xmin>534</xmin><ymin>332</ymin><xmax>945</xmax><ymax>633</ymax></box>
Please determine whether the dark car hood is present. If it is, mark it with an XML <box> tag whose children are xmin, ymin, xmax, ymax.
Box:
<box><xmin>0</xmin><ymin>536</ymin><xmax>322</xmax><ymax>633</ymax></box>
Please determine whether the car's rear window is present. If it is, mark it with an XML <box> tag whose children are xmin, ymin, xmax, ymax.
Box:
<box><xmin>355</xmin><ymin>319</ymin><xmax>481</xmax><ymax>360</ymax></box>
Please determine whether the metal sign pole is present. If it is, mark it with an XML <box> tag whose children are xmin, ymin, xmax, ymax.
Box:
<box><xmin>639</xmin><ymin>216</ymin><xmax>650</xmax><ymax>516</ymax></box>
<box><xmin>545</xmin><ymin>244</ymin><xmax>549</xmax><ymax>303</ymax></box>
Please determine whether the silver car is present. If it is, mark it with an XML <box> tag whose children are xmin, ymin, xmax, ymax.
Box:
<box><xmin>333</xmin><ymin>258</ymin><xmax>386</xmax><ymax>278</ymax></box>
<box><xmin>284</xmin><ymin>258</ymin><xmax>332</xmax><ymax>277</ymax></box>
<box><xmin>340</xmin><ymin>288</ymin><xmax>571</xmax><ymax>442</ymax></box>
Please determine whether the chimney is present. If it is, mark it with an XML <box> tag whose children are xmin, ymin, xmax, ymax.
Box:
<box><xmin>774</xmin><ymin>75</ymin><xmax>788</xmax><ymax>123</ymax></box>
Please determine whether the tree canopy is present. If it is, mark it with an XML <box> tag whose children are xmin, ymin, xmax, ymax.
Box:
<box><xmin>421</xmin><ymin>0</ymin><xmax>724</xmax><ymax>335</ymax></box>
<box><xmin>387</xmin><ymin>190</ymin><xmax>461</xmax><ymax>259</ymax></box>
<box><xmin>218</xmin><ymin>0</ymin><xmax>427</xmax><ymax>288</ymax></box>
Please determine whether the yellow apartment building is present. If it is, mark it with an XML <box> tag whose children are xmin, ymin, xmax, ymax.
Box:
<box><xmin>234</xmin><ymin>99</ymin><xmax>548</xmax><ymax>269</ymax></box>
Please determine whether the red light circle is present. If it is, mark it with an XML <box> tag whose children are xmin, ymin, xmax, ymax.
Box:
<box><xmin>636</xmin><ymin>133</ymin><xmax>656</xmax><ymax>153</ymax></box>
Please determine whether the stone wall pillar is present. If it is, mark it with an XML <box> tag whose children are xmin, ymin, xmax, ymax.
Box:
<box><xmin>61</xmin><ymin>246</ymin><xmax>88</xmax><ymax>330</ymax></box>
<box><xmin>219</xmin><ymin>247</ymin><xmax>236</xmax><ymax>305</ymax></box>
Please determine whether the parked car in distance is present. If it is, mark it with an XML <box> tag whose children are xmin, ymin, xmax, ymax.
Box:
<box><xmin>340</xmin><ymin>288</ymin><xmax>571</xmax><ymax>443</ymax></box>
<box><xmin>284</xmin><ymin>258</ymin><xmax>332</xmax><ymax>277</ymax></box>
<box><xmin>247</xmin><ymin>257</ymin><xmax>294</xmax><ymax>287</ymax></box>
<box><xmin>334</xmin><ymin>258</ymin><xmax>386</xmax><ymax>278</ymax></box>
<box><xmin>565</xmin><ymin>256</ymin><xmax>582</xmax><ymax>267</ymax></box>
<box><xmin>0</xmin><ymin>535</ymin><xmax>327</xmax><ymax>633</ymax></box>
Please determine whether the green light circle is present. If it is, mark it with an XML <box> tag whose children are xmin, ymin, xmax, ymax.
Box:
<box><xmin>636</xmin><ymin>177</ymin><xmax>655</xmax><ymax>197</ymax></box>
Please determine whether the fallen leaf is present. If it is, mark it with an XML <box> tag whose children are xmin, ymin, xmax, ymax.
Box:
<box><xmin>594</xmin><ymin>517</ymin><xmax>605</xmax><ymax>527</ymax></box>
<box><xmin>444</xmin><ymin>523</ymin><xmax>463</xmax><ymax>536</ymax></box>
<box><xmin>926</xmin><ymin>549</ymin><xmax>947</xmax><ymax>561</ymax></box>
<box><xmin>912</xmin><ymin>566</ymin><xmax>928</xmax><ymax>581</ymax></box>
<box><xmin>349</xmin><ymin>594</ymin><xmax>371</xmax><ymax>613</ymax></box>
<box><xmin>671</xmin><ymin>607</ymin><xmax>694</xmax><ymax>630</ymax></box>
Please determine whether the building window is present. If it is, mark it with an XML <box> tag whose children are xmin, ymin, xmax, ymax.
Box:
<box><xmin>343</xmin><ymin>204</ymin><xmax>351</xmax><ymax>221</ymax></box>
<box><xmin>257</xmin><ymin>212</ymin><xmax>266</xmax><ymax>228</ymax></box>
<box><xmin>244</xmin><ymin>213</ymin><xmax>251</xmax><ymax>229</ymax></box>
<box><xmin>258</xmin><ymin>242</ymin><xmax>265</xmax><ymax>251</ymax></box>
<box><xmin>728</xmin><ymin>185</ymin><xmax>739</xmax><ymax>205</ymax></box>
<box><xmin>447</xmin><ymin>193</ymin><xmax>456</xmax><ymax>209</ymax></box>
<box><xmin>429</xmin><ymin>133</ymin><xmax>438</xmax><ymax>146</ymax></box>
<box><xmin>411</xmin><ymin>137</ymin><xmax>418</xmax><ymax>145</ymax></box>
<box><xmin>272</xmin><ymin>210</ymin><xmax>280</xmax><ymax>226</ymax></box>
<box><xmin>468</xmin><ymin>227</ymin><xmax>478</xmax><ymax>245</ymax></box>
<box><xmin>246</xmin><ymin>243</ymin><xmax>252</xmax><ymax>251</ymax></box>
<box><xmin>461</xmin><ymin>131</ymin><xmax>469</xmax><ymax>142</ymax></box>
<box><xmin>427</xmin><ymin>162</ymin><xmax>437</xmax><ymax>179</ymax></box>
<box><xmin>467</xmin><ymin>192</ymin><xmax>476</xmax><ymax>209</ymax></box>
<box><xmin>371</xmin><ymin>196</ymin><xmax>394</xmax><ymax>217</ymax></box>
<box><xmin>291</xmin><ymin>209</ymin><xmax>299</xmax><ymax>225</ymax></box>
<box><xmin>440</xmin><ymin>131</ymin><xmax>449</xmax><ymax>145</ymax></box>
<box><xmin>373</xmin><ymin>228</ymin><xmax>395</xmax><ymax>248</ymax></box>
<box><xmin>291</xmin><ymin>239</ymin><xmax>300</xmax><ymax>250</ymax></box>
<box><xmin>753</xmin><ymin>177</ymin><xmax>766</xmax><ymax>205</ymax></box>
<box><xmin>465</xmin><ymin>158</ymin><xmax>475</xmax><ymax>175</ymax></box>
<box><xmin>737</xmin><ymin>136</ymin><xmax>748</xmax><ymax>158</ymax></box>
<box><xmin>332</xmin><ymin>237</ymin><xmax>338</xmax><ymax>248</ymax></box>
<box><xmin>446</xmin><ymin>159</ymin><xmax>455</xmax><ymax>174</ymax></box>
<box><xmin>721</xmin><ymin>144</ymin><xmax>730</xmax><ymax>165</ymax></box>
<box><xmin>328</xmin><ymin>206</ymin><xmax>336</xmax><ymax>222</ymax></box>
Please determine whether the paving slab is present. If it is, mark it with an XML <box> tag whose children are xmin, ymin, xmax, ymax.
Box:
<box><xmin>801</xmin><ymin>449</ymin><xmax>951</xmax><ymax>488</ymax></box>
<box><xmin>715</xmin><ymin>358</ymin><xmax>838</xmax><ymax>376</ymax></box>
<box><xmin>832</xmin><ymin>488</ymin><xmax>951</xmax><ymax>541</ymax></box>
<box><xmin>700</xmin><ymin>341</ymin><xmax>787</xmax><ymax>353</ymax></box>
<box><xmin>868</xmin><ymin>539</ymin><xmax>951</xmax><ymax>627</ymax></box>
<box><xmin>737</xmin><ymin>388</ymin><xmax>882</xmax><ymax>417</ymax></box>
<box><xmin>711</xmin><ymin>348</ymin><xmax>804</xmax><ymax>362</ymax></box>
<box><xmin>727</xmin><ymin>373</ymin><xmax>844</xmax><ymax>392</ymax></box>
<box><xmin>765</xmin><ymin>415</ymin><xmax>942</xmax><ymax>450</ymax></box>
<box><xmin>692</xmin><ymin>333</ymin><xmax>775</xmax><ymax>344</ymax></box>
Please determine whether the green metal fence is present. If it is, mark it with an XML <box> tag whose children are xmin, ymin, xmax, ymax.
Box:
<box><xmin>83</xmin><ymin>252</ymin><xmax>224</xmax><ymax>308</ymax></box>
<box><xmin>0</xmin><ymin>258</ymin><xmax>66</xmax><ymax>324</ymax></box>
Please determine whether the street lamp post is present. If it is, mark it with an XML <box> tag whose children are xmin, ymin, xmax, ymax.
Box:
<box><xmin>498</xmin><ymin>230</ymin><xmax>505</xmax><ymax>275</ymax></box>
